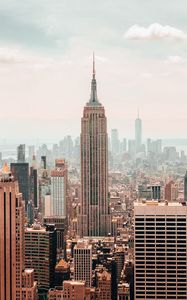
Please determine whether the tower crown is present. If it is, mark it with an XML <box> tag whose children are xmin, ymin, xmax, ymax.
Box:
<box><xmin>87</xmin><ymin>53</ymin><xmax>101</xmax><ymax>107</ymax></box>
<box><xmin>1</xmin><ymin>163</ymin><xmax>13</xmax><ymax>182</ymax></box>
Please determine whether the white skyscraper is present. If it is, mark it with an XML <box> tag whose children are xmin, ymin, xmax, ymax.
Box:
<box><xmin>50</xmin><ymin>159</ymin><xmax>67</xmax><ymax>217</ymax></box>
<box><xmin>134</xmin><ymin>200</ymin><xmax>187</xmax><ymax>300</ymax></box>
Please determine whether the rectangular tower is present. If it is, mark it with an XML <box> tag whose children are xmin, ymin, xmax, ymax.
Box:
<box><xmin>79</xmin><ymin>56</ymin><xmax>111</xmax><ymax>236</ymax></box>
<box><xmin>135</xmin><ymin>114</ymin><xmax>142</xmax><ymax>153</ymax></box>
<box><xmin>0</xmin><ymin>164</ymin><xmax>37</xmax><ymax>300</ymax></box>
<box><xmin>73</xmin><ymin>240</ymin><xmax>92</xmax><ymax>287</ymax></box>
<box><xmin>50</xmin><ymin>159</ymin><xmax>67</xmax><ymax>217</ymax></box>
<box><xmin>10</xmin><ymin>162</ymin><xmax>30</xmax><ymax>208</ymax></box>
<box><xmin>134</xmin><ymin>200</ymin><xmax>187</xmax><ymax>300</ymax></box>
<box><xmin>25</xmin><ymin>224</ymin><xmax>57</xmax><ymax>296</ymax></box>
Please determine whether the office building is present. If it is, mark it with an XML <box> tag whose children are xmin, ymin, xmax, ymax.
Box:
<box><xmin>51</xmin><ymin>159</ymin><xmax>67</xmax><ymax>217</ymax></box>
<box><xmin>0</xmin><ymin>164</ymin><xmax>37</xmax><ymax>300</ymax></box>
<box><xmin>135</xmin><ymin>112</ymin><xmax>142</xmax><ymax>153</ymax></box>
<box><xmin>11</xmin><ymin>162</ymin><xmax>30</xmax><ymax>208</ymax></box>
<box><xmin>134</xmin><ymin>200</ymin><xmax>187</xmax><ymax>300</ymax></box>
<box><xmin>44</xmin><ymin>216</ymin><xmax>67</xmax><ymax>251</ymax></box>
<box><xmin>27</xmin><ymin>200</ymin><xmax>34</xmax><ymax>226</ymax></box>
<box><xmin>111</xmin><ymin>129</ymin><xmax>120</xmax><ymax>155</ymax></box>
<box><xmin>74</xmin><ymin>240</ymin><xmax>92</xmax><ymax>287</ymax></box>
<box><xmin>151</xmin><ymin>185</ymin><xmax>161</xmax><ymax>200</ymax></box>
<box><xmin>25</xmin><ymin>223</ymin><xmax>57</xmax><ymax>297</ymax></box>
<box><xmin>17</xmin><ymin>144</ymin><xmax>26</xmax><ymax>162</ymax></box>
<box><xmin>79</xmin><ymin>55</ymin><xmax>111</xmax><ymax>236</ymax></box>
<box><xmin>59</xmin><ymin>135</ymin><xmax>73</xmax><ymax>160</ymax></box>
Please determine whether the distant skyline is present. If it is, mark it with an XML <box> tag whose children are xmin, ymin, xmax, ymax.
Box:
<box><xmin>1</xmin><ymin>0</ymin><xmax>187</xmax><ymax>139</ymax></box>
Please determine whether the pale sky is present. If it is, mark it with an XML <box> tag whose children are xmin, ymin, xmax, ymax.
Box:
<box><xmin>0</xmin><ymin>0</ymin><xmax>187</xmax><ymax>141</ymax></box>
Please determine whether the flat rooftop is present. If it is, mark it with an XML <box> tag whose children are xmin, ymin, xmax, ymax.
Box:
<box><xmin>134</xmin><ymin>200</ymin><xmax>185</xmax><ymax>207</ymax></box>
<box><xmin>134</xmin><ymin>200</ymin><xmax>187</xmax><ymax>215</ymax></box>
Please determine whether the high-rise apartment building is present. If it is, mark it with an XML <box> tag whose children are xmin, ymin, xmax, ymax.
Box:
<box><xmin>50</xmin><ymin>159</ymin><xmax>67</xmax><ymax>217</ymax></box>
<box><xmin>0</xmin><ymin>164</ymin><xmax>37</xmax><ymax>300</ymax></box>
<box><xmin>134</xmin><ymin>200</ymin><xmax>187</xmax><ymax>300</ymax></box>
<box><xmin>79</xmin><ymin>55</ymin><xmax>110</xmax><ymax>236</ymax></box>
<box><xmin>74</xmin><ymin>240</ymin><xmax>92</xmax><ymax>287</ymax></box>
<box><xmin>25</xmin><ymin>223</ymin><xmax>57</xmax><ymax>297</ymax></box>
<box><xmin>135</xmin><ymin>112</ymin><xmax>142</xmax><ymax>153</ymax></box>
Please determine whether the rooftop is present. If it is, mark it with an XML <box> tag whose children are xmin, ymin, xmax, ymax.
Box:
<box><xmin>64</xmin><ymin>280</ymin><xmax>85</xmax><ymax>286</ymax></box>
<box><xmin>56</xmin><ymin>259</ymin><xmax>70</xmax><ymax>270</ymax></box>
<box><xmin>134</xmin><ymin>200</ymin><xmax>185</xmax><ymax>207</ymax></box>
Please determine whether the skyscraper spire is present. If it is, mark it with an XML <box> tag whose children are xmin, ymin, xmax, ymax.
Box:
<box><xmin>88</xmin><ymin>53</ymin><xmax>101</xmax><ymax>106</ymax></box>
<box><xmin>93</xmin><ymin>52</ymin><xmax>95</xmax><ymax>79</ymax></box>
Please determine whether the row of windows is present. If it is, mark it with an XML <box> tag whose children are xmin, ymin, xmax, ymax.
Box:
<box><xmin>135</xmin><ymin>218</ymin><xmax>186</xmax><ymax>221</ymax></box>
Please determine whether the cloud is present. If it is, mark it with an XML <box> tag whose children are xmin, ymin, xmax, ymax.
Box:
<box><xmin>124</xmin><ymin>23</ymin><xmax>187</xmax><ymax>40</ymax></box>
<box><xmin>165</xmin><ymin>55</ymin><xmax>186</xmax><ymax>64</ymax></box>
<box><xmin>0</xmin><ymin>45</ymin><xmax>73</xmax><ymax>70</ymax></box>
<box><xmin>0</xmin><ymin>47</ymin><xmax>28</xmax><ymax>64</ymax></box>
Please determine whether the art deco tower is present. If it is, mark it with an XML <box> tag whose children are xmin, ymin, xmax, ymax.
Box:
<box><xmin>79</xmin><ymin>55</ymin><xmax>110</xmax><ymax>236</ymax></box>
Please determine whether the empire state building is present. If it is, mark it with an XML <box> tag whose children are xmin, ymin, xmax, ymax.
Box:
<box><xmin>79</xmin><ymin>55</ymin><xmax>111</xmax><ymax>236</ymax></box>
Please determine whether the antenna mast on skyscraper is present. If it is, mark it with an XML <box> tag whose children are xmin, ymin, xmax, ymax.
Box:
<box><xmin>93</xmin><ymin>52</ymin><xmax>96</xmax><ymax>78</ymax></box>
